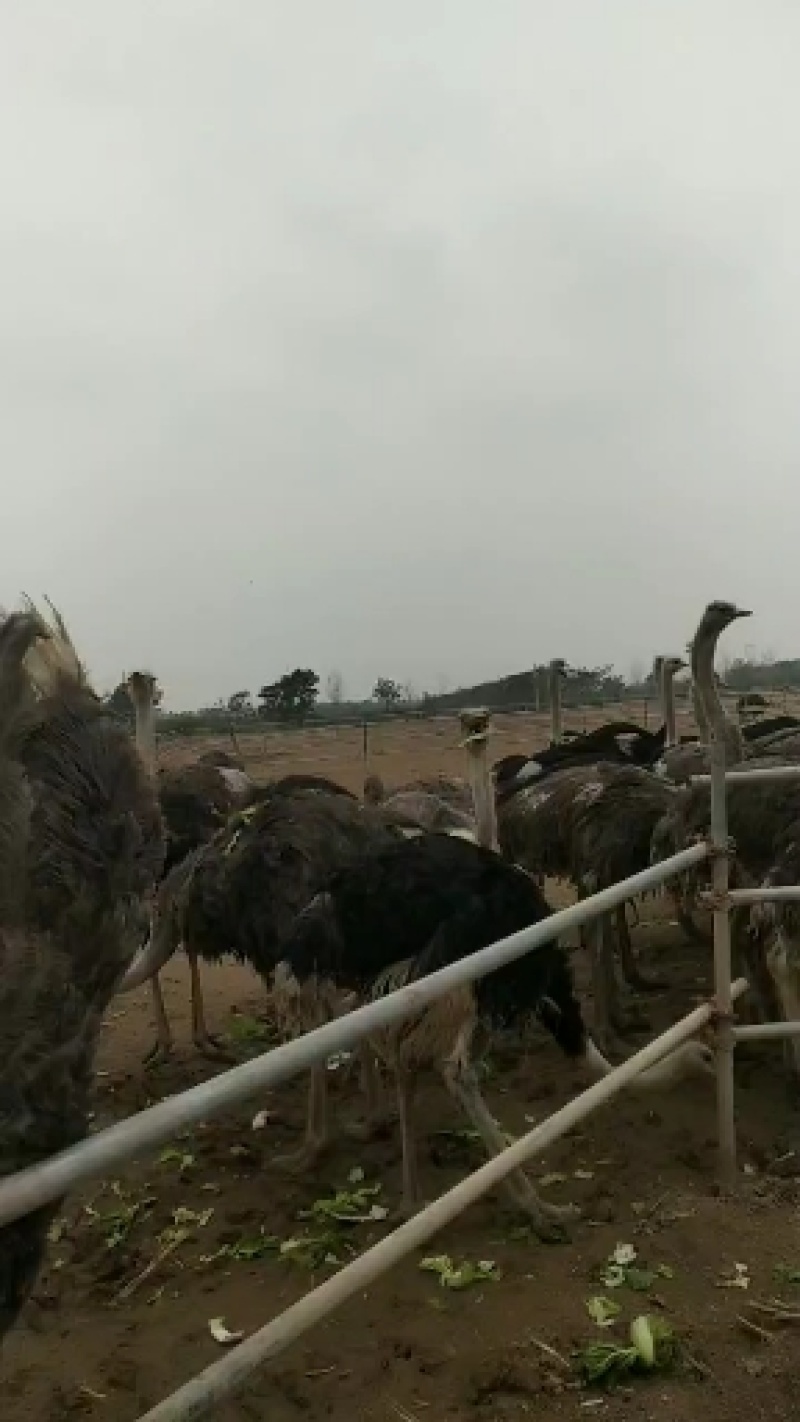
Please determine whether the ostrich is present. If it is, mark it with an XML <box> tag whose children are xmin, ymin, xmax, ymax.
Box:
<box><xmin>653</xmin><ymin>594</ymin><xmax>800</xmax><ymax>1040</ymax></box>
<box><xmin>493</xmin><ymin>720</ymin><xmax>667</xmax><ymax>803</ymax></box>
<box><xmin>658</xmin><ymin>614</ymin><xmax>748</xmax><ymax>782</ymax></box>
<box><xmin>362</xmin><ymin>768</ymin><xmax>478</xmax><ymax>836</ymax></box>
<box><xmin>651</xmin><ymin>602</ymin><xmax>800</xmax><ymax>1052</ymax></box>
<box><xmin>261</xmin><ymin>773</ymin><xmax>356</xmax><ymax>799</ymax></box>
<box><xmin>124</xmin><ymin>672</ymin><xmax>257</xmax><ymax>1064</ymax></box>
<box><xmin>372</xmin><ymin>790</ymin><xmax>476</xmax><ymax>838</ymax></box>
<box><xmin>272</xmin><ymin>834</ymin><xmax>714</xmax><ymax>1233</ymax></box>
<box><xmin>659</xmin><ymin>655</ymin><xmax>687</xmax><ymax>750</ymax></box>
<box><xmin>364</xmin><ymin>772</ymin><xmax>474</xmax><ymax>817</ymax></box>
<box><xmin>120</xmin><ymin>774</ymin><xmax>362</xmax><ymax>1064</ymax></box>
<box><xmin>743</xmin><ymin>715</ymin><xmax>800</xmax><ymax>744</ymax></box>
<box><xmin>739</xmin><ymin>723</ymin><xmax>800</xmax><ymax>759</ymax></box>
<box><xmin>122</xmin><ymin>785</ymin><xmax>416</xmax><ymax>1096</ymax></box>
<box><xmin>652</xmin><ymin>655</ymin><xmax>664</xmax><ymax>720</ymax></box>
<box><xmin>498</xmin><ymin>760</ymin><xmax>681</xmax><ymax>1048</ymax></box>
<box><xmin>0</xmin><ymin>602</ymin><xmax>163</xmax><ymax>1340</ymax></box>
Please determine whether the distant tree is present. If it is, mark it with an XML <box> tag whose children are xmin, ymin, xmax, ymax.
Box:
<box><xmin>227</xmin><ymin>690</ymin><xmax>252</xmax><ymax>715</ymax></box>
<box><xmin>372</xmin><ymin>677</ymin><xmax>403</xmax><ymax>711</ymax></box>
<box><xmin>325</xmin><ymin>669</ymin><xmax>345</xmax><ymax>704</ymax></box>
<box><xmin>258</xmin><ymin>668</ymin><xmax>320</xmax><ymax>724</ymax></box>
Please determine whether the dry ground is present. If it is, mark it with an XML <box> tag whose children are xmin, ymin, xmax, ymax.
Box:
<box><xmin>5</xmin><ymin>711</ymin><xmax>800</xmax><ymax>1421</ymax></box>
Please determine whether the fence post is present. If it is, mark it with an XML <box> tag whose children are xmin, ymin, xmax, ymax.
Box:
<box><xmin>710</xmin><ymin>733</ymin><xmax>737</xmax><ymax>1187</ymax></box>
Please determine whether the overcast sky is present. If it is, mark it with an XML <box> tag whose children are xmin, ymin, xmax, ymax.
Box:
<box><xmin>1</xmin><ymin>3</ymin><xmax>798</xmax><ymax>707</ymax></box>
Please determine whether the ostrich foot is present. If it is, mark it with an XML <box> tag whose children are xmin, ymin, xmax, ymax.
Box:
<box><xmin>391</xmin><ymin>1195</ymin><xmax>429</xmax><ymax>1223</ymax></box>
<box><xmin>344</xmin><ymin>1111</ymin><xmax>395</xmax><ymax>1143</ymax></box>
<box><xmin>192</xmin><ymin>1030</ymin><xmax>238</xmax><ymax>1063</ymax></box>
<box><xmin>610</xmin><ymin>1003</ymin><xmax>650</xmax><ymax>1035</ymax></box>
<box><xmin>272</xmin><ymin>1137</ymin><xmax>331</xmax><ymax>1174</ymax></box>
<box><xmin>619</xmin><ymin>962</ymin><xmax>668</xmax><ymax>993</ymax></box>
<box><xmin>518</xmin><ymin>1193</ymin><xmax>580</xmax><ymax>1243</ymax></box>
<box><xmin>678</xmin><ymin>909</ymin><xmax>710</xmax><ymax>946</ymax></box>
<box><xmin>539</xmin><ymin>1198</ymin><xmax>581</xmax><ymax>1224</ymax></box>
<box><xmin>142</xmin><ymin>1039</ymin><xmax>174</xmax><ymax>1069</ymax></box>
<box><xmin>593</xmin><ymin>1025</ymin><xmax>629</xmax><ymax>1059</ymax></box>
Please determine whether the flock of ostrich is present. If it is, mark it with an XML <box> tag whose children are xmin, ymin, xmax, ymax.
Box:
<box><xmin>3</xmin><ymin>595</ymin><xmax>800</xmax><ymax>1348</ymax></box>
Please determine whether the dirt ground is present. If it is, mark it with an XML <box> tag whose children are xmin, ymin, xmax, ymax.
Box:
<box><xmin>5</xmin><ymin>714</ymin><xmax>800</xmax><ymax>1421</ymax></box>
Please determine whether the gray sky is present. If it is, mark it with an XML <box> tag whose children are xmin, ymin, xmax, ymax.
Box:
<box><xmin>2</xmin><ymin>3</ymin><xmax>797</xmax><ymax>707</ymax></box>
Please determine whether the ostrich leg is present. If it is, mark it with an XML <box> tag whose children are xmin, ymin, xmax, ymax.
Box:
<box><xmin>274</xmin><ymin>1064</ymin><xmax>332</xmax><ymax>1172</ymax></box>
<box><xmin>587</xmin><ymin>918</ymin><xmax>644</xmax><ymax>1049</ymax></box>
<box><xmin>767</xmin><ymin>938</ymin><xmax>800</xmax><ymax>1078</ymax></box>
<box><xmin>615</xmin><ymin>905</ymin><xmax>667</xmax><ymax>991</ymax></box>
<box><xmin>588</xmin><ymin>918</ymin><xmax>618</xmax><ymax>1054</ymax></box>
<box><xmin>143</xmin><ymin>973</ymin><xmax>175</xmax><ymax>1066</ymax></box>
<box><xmin>596</xmin><ymin>917</ymin><xmax>649</xmax><ymax>1035</ymax></box>
<box><xmin>345</xmin><ymin>1046</ymin><xmax>393</xmax><ymax>1141</ymax></box>
<box><xmin>188</xmin><ymin>951</ymin><xmax>236</xmax><ymax>1061</ymax></box>
<box><xmin>441</xmin><ymin>1025</ymin><xmax>578</xmax><ymax>1241</ymax></box>
<box><xmin>394</xmin><ymin>1068</ymin><xmax>422</xmax><ymax>1218</ymax></box>
<box><xmin>677</xmin><ymin>905</ymin><xmax>710</xmax><ymax>946</ymax></box>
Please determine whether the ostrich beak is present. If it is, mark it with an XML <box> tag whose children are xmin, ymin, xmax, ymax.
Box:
<box><xmin>733</xmin><ymin>608</ymin><xmax>752</xmax><ymax>619</ymax></box>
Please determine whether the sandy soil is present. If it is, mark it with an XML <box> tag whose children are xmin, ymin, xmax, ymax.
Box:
<box><xmin>5</xmin><ymin>715</ymin><xmax>800</xmax><ymax>1421</ymax></box>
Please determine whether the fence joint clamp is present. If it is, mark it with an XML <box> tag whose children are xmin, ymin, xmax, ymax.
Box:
<box><xmin>705</xmin><ymin>834</ymin><xmax>737</xmax><ymax>860</ymax></box>
<box><xmin>699</xmin><ymin>889</ymin><xmax>732</xmax><ymax>912</ymax></box>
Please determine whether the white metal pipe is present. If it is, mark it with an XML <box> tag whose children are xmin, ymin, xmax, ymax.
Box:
<box><xmin>691</xmin><ymin>765</ymin><xmax>800</xmax><ymax>786</ymax></box>
<box><xmin>0</xmin><ymin>841</ymin><xmax>709</xmax><ymax>1228</ymax></box>
<box><xmin>725</xmin><ymin>886</ymin><xmax>800</xmax><ymax>905</ymax></box>
<box><xmin>709</xmin><ymin>734</ymin><xmax>737</xmax><ymax>1188</ymax></box>
<box><xmin>137</xmin><ymin>980</ymin><xmax>746</xmax><ymax>1422</ymax></box>
<box><xmin>733</xmin><ymin>1021</ymin><xmax>800</xmax><ymax>1041</ymax></box>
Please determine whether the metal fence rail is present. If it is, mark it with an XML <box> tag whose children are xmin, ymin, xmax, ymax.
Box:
<box><xmin>0</xmin><ymin>843</ymin><xmax>708</xmax><ymax>1229</ymax></box>
<box><xmin>5</xmin><ymin>689</ymin><xmax>800</xmax><ymax>1421</ymax></box>
<box><xmin>704</xmin><ymin>738</ymin><xmax>800</xmax><ymax>1185</ymax></box>
<box><xmin>137</xmin><ymin>980</ymin><xmax>748</xmax><ymax>1422</ymax></box>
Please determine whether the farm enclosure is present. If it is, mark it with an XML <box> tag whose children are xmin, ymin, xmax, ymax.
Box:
<box><xmin>4</xmin><ymin>711</ymin><xmax>800</xmax><ymax>1421</ymax></box>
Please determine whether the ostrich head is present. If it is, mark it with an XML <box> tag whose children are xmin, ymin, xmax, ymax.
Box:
<box><xmin>690</xmin><ymin>602</ymin><xmax>750</xmax><ymax>753</ymax></box>
<box><xmin>696</xmin><ymin>600</ymin><xmax>752</xmax><ymax>640</ymax></box>
<box><xmin>125</xmin><ymin>670</ymin><xmax>161</xmax><ymax>709</ymax></box>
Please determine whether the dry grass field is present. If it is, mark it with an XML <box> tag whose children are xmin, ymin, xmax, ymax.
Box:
<box><xmin>5</xmin><ymin>698</ymin><xmax>800</xmax><ymax>1421</ymax></box>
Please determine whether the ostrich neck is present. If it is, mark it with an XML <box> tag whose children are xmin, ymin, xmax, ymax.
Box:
<box><xmin>691</xmin><ymin>635</ymin><xmax>723</xmax><ymax>741</ymax></box>
<box><xmin>652</xmin><ymin>660</ymin><xmax>664</xmax><ymax>721</ymax></box>
<box><xmin>662</xmin><ymin>665</ymin><xmax>677</xmax><ymax>748</ymax></box>
<box><xmin>464</xmin><ymin>746</ymin><xmax>498</xmax><ymax>851</ymax></box>
<box><xmin>690</xmin><ymin>676</ymin><xmax>709</xmax><ymax>743</ymax></box>
<box><xmin>549</xmin><ymin>667</ymin><xmax>563</xmax><ymax>744</ymax></box>
<box><xmin>691</xmin><ymin>634</ymin><xmax>742</xmax><ymax>759</ymax></box>
<box><xmin>132</xmin><ymin>697</ymin><xmax>157</xmax><ymax>777</ymax></box>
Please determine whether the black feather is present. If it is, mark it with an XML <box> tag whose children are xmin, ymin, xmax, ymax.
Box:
<box><xmin>279</xmin><ymin>834</ymin><xmax>588</xmax><ymax>1058</ymax></box>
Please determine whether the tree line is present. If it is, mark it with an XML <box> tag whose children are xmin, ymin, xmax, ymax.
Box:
<box><xmin>101</xmin><ymin>650</ymin><xmax>799</xmax><ymax>734</ymax></box>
